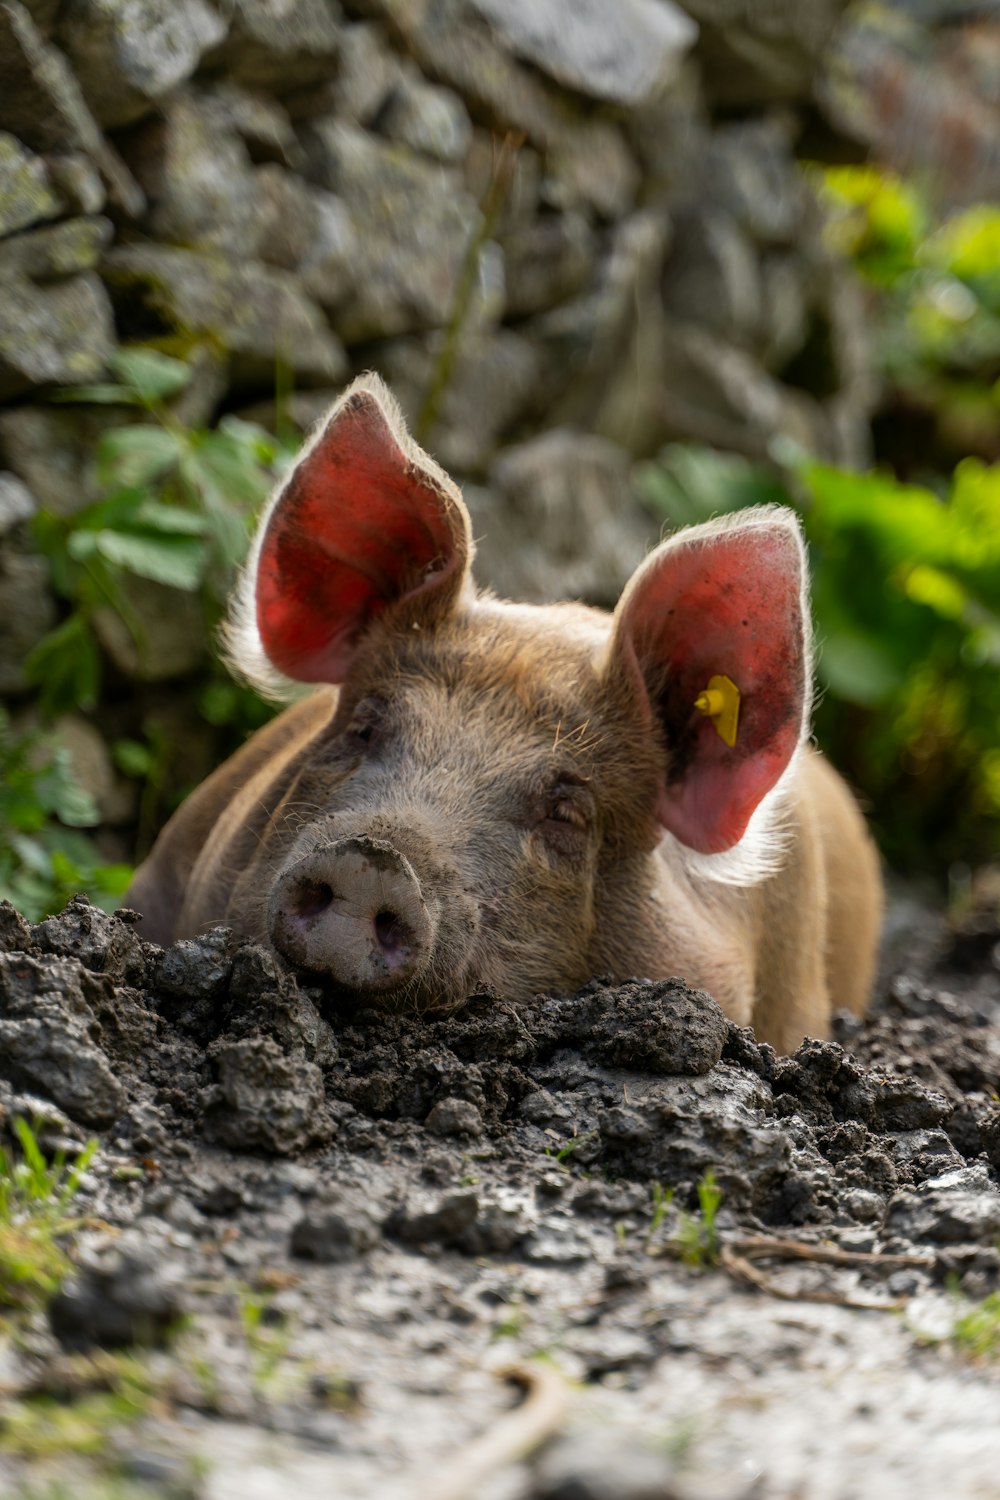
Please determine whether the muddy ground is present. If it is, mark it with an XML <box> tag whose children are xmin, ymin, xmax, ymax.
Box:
<box><xmin>1</xmin><ymin>890</ymin><xmax>1000</xmax><ymax>1500</ymax></box>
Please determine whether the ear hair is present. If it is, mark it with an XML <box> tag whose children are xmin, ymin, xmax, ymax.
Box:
<box><xmin>221</xmin><ymin>372</ymin><xmax>473</xmax><ymax>700</ymax></box>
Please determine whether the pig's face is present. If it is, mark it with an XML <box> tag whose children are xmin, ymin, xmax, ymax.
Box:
<box><xmin>240</xmin><ymin>606</ymin><xmax>662</xmax><ymax>1011</ymax></box>
<box><xmin>225</xmin><ymin>375</ymin><xmax>809</xmax><ymax>1012</ymax></box>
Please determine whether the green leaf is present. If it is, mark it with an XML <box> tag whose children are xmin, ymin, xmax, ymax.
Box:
<box><xmin>110</xmin><ymin>348</ymin><xmax>191</xmax><ymax>402</ymax></box>
<box><xmin>24</xmin><ymin>615</ymin><xmax>101</xmax><ymax>716</ymax></box>
<box><xmin>87</xmin><ymin>530</ymin><xmax>207</xmax><ymax>590</ymax></box>
<box><xmin>133</xmin><ymin>501</ymin><xmax>208</xmax><ymax>536</ymax></box>
<box><xmin>97</xmin><ymin>425</ymin><xmax>184</xmax><ymax>489</ymax></box>
<box><xmin>51</xmin><ymin>384</ymin><xmax>146</xmax><ymax>406</ymax></box>
<box><xmin>815</xmin><ymin>633</ymin><xmax>905</xmax><ymax>707</ymax></box>
<box><xmin>113</xmin><ymin>738</ymin><xmax>155</xmax><ymax>778</ymax></box>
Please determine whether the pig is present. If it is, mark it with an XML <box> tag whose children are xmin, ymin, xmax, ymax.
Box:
<box><xmin>126</xmin><ymin>374</ymin><xmax>883</xmax><ymax>1054</ymax></box>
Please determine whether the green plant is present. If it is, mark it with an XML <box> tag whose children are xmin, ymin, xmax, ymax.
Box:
<box><xmin>0</xmin><ymin>709</ymin><xmax>132</xmax><ymax>921</ymax></box>
<box><xmin>28</xmin><ymin>348</ymin><xmax>294</xmax><ymax>719</ymax></box>
<box><xmin>950</xmin><ymin>1290</ymin><xmax>1000</xmax><ymax>1362</ymax></box>
<box><xmin>648</xmin><ymin>1181</ymin><xmax>674</xmax><ymax>1242</ymax></box>
<box><xmin>543</xmin><ymin>1130</ymin><xmax>597</xmax><ymax>1170</ymax></box>
<box><xmin>673</xmin><ymin>1170</ymin><xmax>722</xmax><ymax>1269</ymax></box>
<box><xmin>0</xmin><ymin>1118</ymin><xmax>97</xmax><ymax>1313</ymax></box>
<box><xmin>815</xmin><ymin>166</ymin><xmax>1000</xmax><ymax>467</ymax></box>
<box><xmin>237</xmin><ymin>1288</ymin><xmax>294</xmax><ymax>1396</ymax></box>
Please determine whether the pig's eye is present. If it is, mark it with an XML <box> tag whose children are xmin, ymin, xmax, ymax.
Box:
<box><xmin>536</xmin><ymin>776</ymin><xmax>594</xmax><ymax>850</ymax></box>
<box><xmin>343</xmin><ymin>697</ymin><xmax>387</xmax><ymax>752</ymax></box>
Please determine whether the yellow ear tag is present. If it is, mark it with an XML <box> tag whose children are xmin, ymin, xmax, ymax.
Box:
<box><xmin>694</xmin><ymin>674</ymin><xmax>741</xmax><ymax>748</ymax></box>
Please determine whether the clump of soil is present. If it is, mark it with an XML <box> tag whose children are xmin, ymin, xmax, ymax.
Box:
<box><xmin>2</xmin><ymin>894</ymin><xmax>1000</xmax><ymax>1500</ymax></box>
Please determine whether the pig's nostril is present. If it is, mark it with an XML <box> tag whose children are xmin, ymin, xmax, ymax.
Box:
<box><xmin>292</xmin><ymin>880</ymin><xmax>334</xmax><ymax>921</ymax></box>
<box><xmin>374</xmin><ymin>909</ymin><xmax>410</xmax><ymax>957</ymax></box>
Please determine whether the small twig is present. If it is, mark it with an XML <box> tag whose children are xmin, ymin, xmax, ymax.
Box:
<box><xmin>719</xmin><ymin>1247</ymin><xmax>908</xmax><ymax>1311</ymax></box>
<box><xmin>717</xmin><ymin>1235</ymin><xmax>934</xmax><ymax>1312</ymax></box>
<box><xmin>416</xmin><ymin>1361</ymin><xmax>570</xmax><ymax>1500</ymax></box>
<box><xmin>730</xmin><ymin>1235</ymin><xmax>934</xmax><ymax>1271</ymax></box>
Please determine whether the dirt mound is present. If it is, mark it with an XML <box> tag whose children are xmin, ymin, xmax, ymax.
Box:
<box><xmin>2</xmin><ymin>894</ymin><xmax>1000</xmax><ymax>1499</ymax></box>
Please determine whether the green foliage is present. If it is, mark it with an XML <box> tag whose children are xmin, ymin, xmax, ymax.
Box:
<box><xmin>673</xmin><ymin>1171</ymin><xmax>722</xmax><ymax>1269</ymax></box>
<box><xmin>29</xmin><ymin>349</ymin><xmax>294</xmax><ymax>720</ymax></box>
<box><xmin>7</xmin><ymin>346</ymin><xmax>293</xmax><ymax>914</ymax></box>
<box><xmin>816</xmin><ymin>166</ymin><xmax>1000</xmax><ymax>463</ymax></box>
<box><xmin>0</xmin><ymin>710</ymin><xmax>131</xmax><ymax>921</ymax></box>
<box><xmin>543</xmin><ymin>1130</ymin><xmax>597</xmax><ymax>1169</ymax></box>
<box><xmin>950</xmin><ymin>1291</ymin><xmax>1000</xmax><ymax>1362</ymax></box>
<box><xmin>637</xmin><ymin>439</ymin><xmax>1000</xmax><ymax>869</ymax></box>
<box><xmin>0</xmin><ymin>1118</ymin><xmax>97</xmax><ymax>1313</ymax></box>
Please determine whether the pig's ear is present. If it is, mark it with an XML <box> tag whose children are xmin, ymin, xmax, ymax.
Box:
<box><xmin>231</xmin><ymin>374</ymin><xmax>473</xmax><ymax>690</ymax></box>
<box><xmin>608</xmin><ymin>507</ymin><xmax>810</xmax><ymax>856</ymax></box>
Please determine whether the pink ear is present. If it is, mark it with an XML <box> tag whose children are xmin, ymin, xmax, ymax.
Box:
<box><xmin>254</xmin><ymin>380</ymin><xmax>471</xmax><ymax>683</ymax></box>
<box><xmin>612</xmin><ymin>510</ymin><xmax>809</xmax><ymax>854</ymax></box>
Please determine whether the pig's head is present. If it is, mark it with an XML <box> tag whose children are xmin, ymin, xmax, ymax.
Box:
<box><xmin>225</xmin><ymin>374</ymin><xmax>810</xmax><ymax>1012</ymax></box>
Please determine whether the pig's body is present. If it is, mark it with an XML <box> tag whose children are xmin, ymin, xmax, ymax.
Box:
<box><xmin>127</xmin><ymin>376</ymin><xmax>882</xmax><ymax>1053</ymax></box>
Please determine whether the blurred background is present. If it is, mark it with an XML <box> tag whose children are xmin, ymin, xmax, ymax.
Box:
<box><xmin>0</xmin><ymin>0</ymin><xmax>998</xmax><ymax>918</ymax></box>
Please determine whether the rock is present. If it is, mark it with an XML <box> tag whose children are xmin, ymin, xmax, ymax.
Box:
<box><xmin>0</xmin><ymin>471</ymin><xmax>36</xmax><ymax>534</ymax></box>
<box><xmin>0</xmin><ymin>130</ymin><xmax>63</xmax><ymax>235</ymax></box>
<box><xmin>304</xmin><ymin>120</ymin><xmax>479</xmax><ymax>342</ymax></box>
<box><xmin>0</xmin><ymin>219</ymin><xmax>117</xmax><ymax>399</ymax></box>
<box><xmin>0</xmin><ymin>404</ymin><xmax>129</xmax><ymax>517</ymax></box>
<box><xmin>45</xmin><ymin>152</ymin><xmax>106</xmax><ymax>215</ymax></box>
<box><xmin>0</xmin><ymin>213</ymin><xmax>112</xmax><ymax>279</ymax></box>
<box><xmin>363</xmin><ymin>0</ymin><xmax>567</xmax><ymax>148</ymax></box>
<box><xmin>205</xmin><ymin>80</ymin><xmax>303</xmax><ymax>169</ymax></box>
<box><xmin>49</xmin><ymin>1228</ymin><xmax>185</xmax><ymax>1348</ymax></box>
<box><xmin>886</xmin><ymin>1165</ymin><xmax>1000</xmax><ymax>1246</ymax></box>
<box><xmin>206</xmin><ymin>0</ymin><xmax>342</xmax><ymax>91</ymax></box>
<box><xmin>425</xmin><ymin>1097</ymin><xmax>484</xmax><ymax>1137</ymax></box>
<box><xmin>378</xmin><ymin>328</ymin><xmax>541</xmax><ymax>475</ymax></box>
<box><xmin>254</xmin><ymin>166</ymin><xmax>358</xmax><ymax>310</ymax></box>
<box><xmin>291</xmin><ymin>1191</ymin><xmax>382</xmax><ymax>1261</ymax></box>
<box><xmin>330</xmin><ymin>21</ymin><xmax>402</xmax><ymax>125</ymax></box>
<box><xmin>467</xmin><ymin>0</ymin><xmax>696</xmax><ymax>106</ymax></box>
<box><xmin>92</xmin><ymin>576</ymin><xmax>206</xmax><ymax>682</ymax></box>
<box><xmin>662</xmin><ymin>210</ymin><xmax>762</xmax><ymax>347</ymax></box>
<box><xmin>55</xmin><ymin>0</ymin><xmax>228</xmax><ymax>128</ymax></box>
<box><xmin>388</xmin><ymin>1190</ymin><xmax>480</xmax><ymax>1246</ymax></box>
<box><xmin>544</xmin><ymin>118</ymin><xmax>642</xmax><ymax>220</ymax></box>
<box><xmin>0</xmin><ymin>952</ymin><xmax>126</xmax><ymax>1127</ymax></box>
<box><xmin>501</xmin><ymin>211</ymin><xmax>595</xmax><ymax>318</ymax></box>
<box><xmin>473</xmin><ymin>428</ymin><xmax>652</xmax><ymax>607</ymax></box>
<box><xmin>530</xmin><ymin>211</ymin><xmax>669</xmax><ymax>453</ymax></box>
<box><xmin>122</xmin><ymin>91</ymin><xmax>259</xmax><ymax>256</ymax></box>
<box><xmin>684</xmin><ymin>0</ymin><xmax>844</xmax><ymax>107</ymax></box>
<box><xmin>207</xmin><ymin>1036</ymin><xmax>331</xmax><ymax>1154</ymax></box>
<box><xmin>101</xmin><ymin>244</ymin><xmax>347</xmax><ymax>385</ymax></box>
<box><xmin>819</xmin><ymin>6</ymin><xmax>1000</xmax><ymax>205</ymax></box>
<box><xmin>380</xmin><ymin>74</ymin><xmax>473</xmax><ymax>163</ymax></box>
<box><xmin>700</xmin><ymin>117</ymin><xmax>808</xmax><ymax>247</ymax></box>
<box><xmin>0</xmin><ymin>0</ymin><xmax>144</xmax><ymax>216</ymax></box>
<box><xmin>0</xmin><ymin>552</ymin><xmax>57</xmax><ymax>692</ymax></box>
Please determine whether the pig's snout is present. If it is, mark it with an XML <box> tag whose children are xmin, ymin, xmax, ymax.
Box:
<box><xmin>267</xmin><ymin>837</ymin><xmax>436</xmax><ymax>993</ymax></box>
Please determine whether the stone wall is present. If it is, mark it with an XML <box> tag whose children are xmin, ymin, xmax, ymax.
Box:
<box><xmin>1</xmin><ymin>0</ymin><xmax>938</xmax><ymax>847</ymax></box>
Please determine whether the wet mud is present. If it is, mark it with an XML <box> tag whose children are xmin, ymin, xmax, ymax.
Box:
<box><xmin>1</xmin><ymin>893</ymin><xmax>1000</xmax><ymax>1499</ymax></box>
